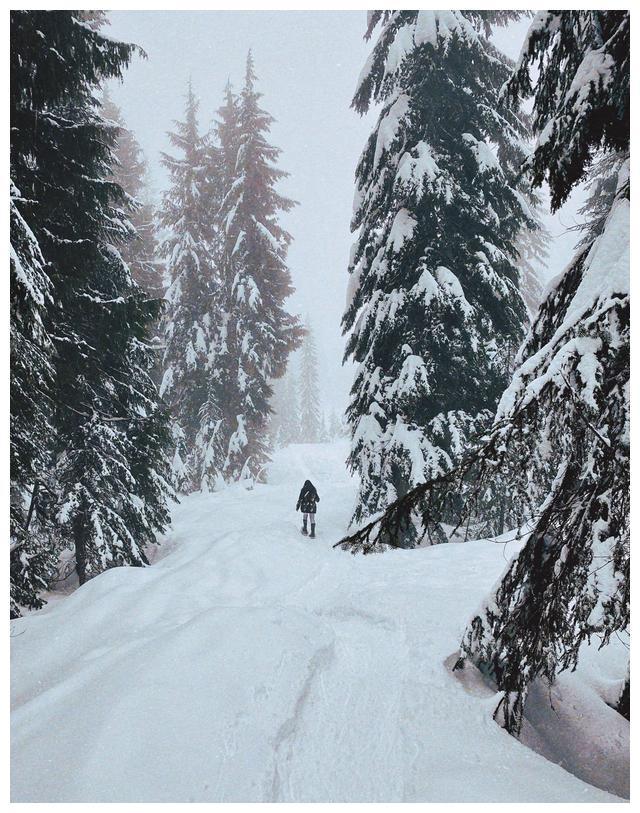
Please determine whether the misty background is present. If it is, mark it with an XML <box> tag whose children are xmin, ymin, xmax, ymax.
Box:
<box><xmin>105</xmin><ymin>10</ymin><xmax>587</xmax><ymax>418</ymax></box>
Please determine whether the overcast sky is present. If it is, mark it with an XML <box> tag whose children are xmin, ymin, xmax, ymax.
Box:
<box><xmin>106</xmin><ymin>11</ymin><xmax>585</xmax><ymax>417</ymax></box>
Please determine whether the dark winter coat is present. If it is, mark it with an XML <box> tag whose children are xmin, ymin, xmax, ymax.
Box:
<box><xmin>296</xmin><ymin>480</ymin><xmax>320</xmax><ymax>514</ymax></box>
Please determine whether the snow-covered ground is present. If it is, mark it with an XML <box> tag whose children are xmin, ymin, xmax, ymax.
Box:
<box><xmin>11</xmin><ymin>441</ymin><xmax>628</xmax><ymax>802</ymax></box>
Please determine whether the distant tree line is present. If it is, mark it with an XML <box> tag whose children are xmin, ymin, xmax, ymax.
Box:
<box><xmin>268</xmin><ymin>318</ymin><xmax>348</xmax><ymax>447</ymax></box>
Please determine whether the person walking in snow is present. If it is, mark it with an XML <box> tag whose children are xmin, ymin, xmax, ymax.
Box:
<box><xmin>296</xmin><ymin>480</ymin><xmax>320</xmax><ymax>538</ymax></box>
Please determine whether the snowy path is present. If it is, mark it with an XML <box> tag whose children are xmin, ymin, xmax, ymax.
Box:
<box><xmin>11</xmin><ymin>442</ymin><xmax>624</xmax><ymax>802</ymax></box>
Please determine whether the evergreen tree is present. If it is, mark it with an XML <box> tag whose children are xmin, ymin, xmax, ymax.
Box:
<box><xmin>195</xmin><ymin>81</ymin><xmax>242</xmax><ymax>487</ymax></box>
<box><xmin>282</xmin><ymin>364</ymin><xmax>302</xmax><ymax>445</ymax></box>
<box><xmin>212</xmin><ymin>81</ymin><xmax>241</xmax><ymax>199</ymax></box>
<box><xmin>514</xmin><ymin>208</ymin><xmax>550</xmax><ymax>320</ymax></box>
<box><xmin>101</xmin><ymin>88</ymin><xmax>162</xmax><ymax>297</ymax></box>
<box><xmin>218</xmin><ymin>52</ymin><xmax>303</xmax><ymax>480</ymax></box>
<box><xmin>159</xmin><ymin>82</ymin><xmax>224</xmax><ymax>492</ymax></box>
<box><xmin>298</xmin><ymin>320</ymin><xmax>322</xmax><ymax>443</ymax></box>
<box><xmin>10</xmin><ymin>180</ymin><xmax>58</xmax><ymax>614</ymax></box>
<box><xmin>10</xmin><ymin>11</ymin><xmax>173</xmax><ymax>593</ymax></box>
<box><xmin>343</xmin><ymin>11</ymin><xmax>535</xmax><ymax>542</ymax></box>
<box><xmin>328</xmin><ymin>409</ymin><xmax>342</xmax><ymax>440</ymax></box>
<box><xmin>508</xmin><ymin>12</ymin><xmax>629</xmax><ymax>211</ymax></box>
<box><xmin>266</xmin><ymin>375</ymin><xmax>287</xmax><ymax>449</ymax></box>
<box><xmin>339</xmin><ymin>10</ymin><xmax>630</xmax><ymax>736</ymax></box>
<box><xmin>576</xmin><ymin>151</ymin><xmax>626</xmax><ymax>250</ymax></box>
<box><xmin>266</xmin><ymin>358</ymin><xmax>305</xmax><ymax>449</ymax></box>
<box><xmin>459</xmin><ymin>9</ymin><xmax>630</xmax><ymax>734</ymax></box>
<box><xmin>318</xmin><ymin>412</ymin><xmax>329</xmax><ymax>443</ymax></box>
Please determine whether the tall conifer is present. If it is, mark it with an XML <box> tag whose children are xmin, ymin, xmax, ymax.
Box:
<box><xmin>218</xmin><ymin>52</ymin><xmax>303</xmax><ymax>481</ymax></box>
<box><xmin>11</xmin><ymin>11</ymin><xmax>173</xmax><ymax>595</ymax></box>
<box><xmin>298</xmin><ymin>320</ymin><xmax>322</xmax><ymax>443</ymax></box>
<box><xmin>159</xmin><ymin>82</ymin><xmax>224</xmax><ymax>491</ymax></box>
<box><xmin>10</xmin><ymin>181</ymin><xmax>57</xmax><ymax>613</ymax></box>
<box><xmin>339</xmin><ymin>10</ymin><xmax>630</xmax><ymax>735</ymax></box>
<box><xmin>344</xmin><ymin>12</ymin><xmax>535</xmax><ymax>541</ymax></box>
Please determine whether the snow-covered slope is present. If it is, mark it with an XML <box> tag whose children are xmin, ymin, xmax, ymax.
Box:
<box><xmin>11</xmin><ymin>442</ymin><xmax>627</xmax><ymax>802</ymax></box>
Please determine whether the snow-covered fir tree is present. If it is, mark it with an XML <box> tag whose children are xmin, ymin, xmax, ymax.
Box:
<box><xmin>101</xmin><ymin>88</ymin><xmax>162</xmax><ymax>298</ymax></box>
<box><xmin>10</xmin><ymin>11</ymin><xmax>174</xmax><ymax>595</ymax></box>
<box><xmin>298</xmin><ymin>320</ymin><xmax>322</xmax><ymax>443</ymax></box>
<box><xmin>10</xmin><ymin>180</ymin><xmax>58</xmax><ymax>615</ymax></box>
<box><xmin>576</xmin><ymin>151</ymin><xmax>626</xmax><ymax>250</ymax></box>
<box><xmin>343</xmin><ymin>11</ymin><xmax>535</xmax><ymax>542</ymax></box>
<box><xmin>159</xmin><ymin>82</ymin><xmax>225</xmax><ymax>492</ymax></box>
<box><xmin>266</xmin><ymin>375</ymin><xmax>287</xmax><ymax>449</ymax></box>
<box><xmin>282</xmin><ymin>365</ymin><xmax>302</xmax><ymax>445</ymax></box>
<box><xmin>509</xmin><ymin>12</ymin><xmax>629</xmax><ymax>211</ymax></box>
<box><xmin>514</xmin><ymin>205</ymin><xmax>550</xmax><ymax>320</ymax></box>
<box><xmin>328</xmin><ymin>409</ymin><xmax>340</xmax><ymax>439</ymax></box>
<box><xmin>210</xmin><ymin>80</ymin><xmax>241</xmax><ymax>208</ymax></box>
<box><xmin>218</xmin><ymin>52</ymin><xmax>303</xmax><ymax>481</ymax></box>
<box><xmin>328</xmin><ymin>408</ymin><xmax>348</xmax><ymax>440</ymax></box>
<box><xmin>459</xmin><ymin>9</ymin><xmax>630</xmax><ymax>734</ymax></box>
<box><xmin>266</xmin><ymin>365</ymin><xmax>302</xmax><ymax>449</ymax></box>
<box><xmin>194</xmin><ymin>81</ymin><xmax>242</xmax><ymax>488</ymax></box>
<box><xmin>339</xmin><ymin>10</ymin><xmax>630</xmax><ymax>735</ymax></box>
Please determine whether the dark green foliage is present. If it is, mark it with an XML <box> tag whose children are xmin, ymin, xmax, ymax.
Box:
<box><xmin>505</xmin><ymin>11</ymin><xmax>629</xmax><ymax>210</ymax></box>
<box><xmin>9</xmin><ymin>188</ymin><xmax>59</xmax><ymax>614</ymax></box>
<box><xmin>344</xmin><ymin>12</ymin><xmax>534</xmax><ymax>538</ymax></box>
<box><xmin>10</xmin><ymin>10</ymin><xmax>173</xmax><ymax>609</ymax></box>
<box><xmin>340</xmin><ymin>10</ymin><xmax>630</xmax><ymax>736</ymax></box>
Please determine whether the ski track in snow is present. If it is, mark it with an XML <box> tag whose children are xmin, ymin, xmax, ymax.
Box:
<box><xmin>11</xmin><ymin>442</ymin><xmax>625</xmax><ymax>802</ymax></box>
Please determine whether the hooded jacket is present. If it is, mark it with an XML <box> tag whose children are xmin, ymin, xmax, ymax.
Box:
<box><xmin>296</xmin><ymin>480</ymin><xmax>320</xmax><ymax>514</ymax></box>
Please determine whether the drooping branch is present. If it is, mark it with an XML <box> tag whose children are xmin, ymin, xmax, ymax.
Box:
<box><xmin>334</xmin><ymin>418</ymin><xmax>518</xmax><ymax>554</ymax></box>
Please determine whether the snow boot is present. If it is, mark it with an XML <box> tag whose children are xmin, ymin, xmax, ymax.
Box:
<box><xmin>310</xmin><ymin>524</ymin><xmax>316</xmax><ymax>539</ymax></box>
<box><xmin>301</xmin><ymin>521</ymin><xmax>308</xmax><ymax>536</ymax></box>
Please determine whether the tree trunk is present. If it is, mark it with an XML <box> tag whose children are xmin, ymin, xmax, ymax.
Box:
<box><xmin>73</xmin><ymin>502</ymin><xmax>88</xmax><ymax>585</ymax></box>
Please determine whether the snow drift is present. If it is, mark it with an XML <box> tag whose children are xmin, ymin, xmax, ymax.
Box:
<box><xmin>11</xmin><ymin>443</ymin><xmax>628</xmax><ymax>802</ymax></box>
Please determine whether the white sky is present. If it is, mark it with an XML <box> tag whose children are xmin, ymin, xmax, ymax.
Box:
<box><xmin>106</xmin><ymin>11</ymin><xmax>585</xmax><ymax>417</ymax></box>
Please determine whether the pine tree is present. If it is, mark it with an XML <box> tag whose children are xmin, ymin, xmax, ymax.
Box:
<box><xmin>343</xmin><ymin>12</ymin><xmax>535</xmax><ymax>542</ymax></box>
<box><xmin>266</xmin><ymin>362</ymin><xmax>303</xmax><ymax>449</ymax></box>
<box><xmin>318</xmin><ymin>412</ymin><xmax>329</xmax><ymax>443</ymax></box>
<box><xmin>514</xmin><ymin>208</ymin><xmax>550</xmax><ymax>320</ymax></box>
<box><xmin>508</xmin><ymin>12</ymin><xmax>629</xmax><ymax>211</ymax></box>
<box><xmin>298</xmin><ymin>320</ymin><xmax>322</xmax><ymax>443</ymax></box>
<box><xmin>195</xmin><ymin>81</ymin><xmax>242</xmax><ymax>488</ymax></box>
<box><xmin>218</xmin><ymin>52</ymin><xmax>303</xmax><ymax>480</ymax></box>
<box><xmin>266</xmin><ymin>375</ymin><xmax>287</xmax><ymax>449</ymax></box>
<box><xmin>158</xmin><ymin>82</ymin><xmax>224</xmax><ymax>492</ymax></box>
<box><xmin>10</xmin><ymin>181</ymin><xmax>58</xmax><ymax>614</ymax></box>
<box><xmin>101</xmin><ymin>88</ymin><xmax>162</xmax><ymax>297</ymax></box>
<box><xmin>328</xmin><ymin>409</ymin><xmax>342</xmax><ymax>440</ymax></box>
<box><xmin>577</xmin><ymin>151</ymin><xmax>626</xmax><ymax>250</ymax></box>
<box><xmin>459</xmin><ymin>9</ymin><xmax>630</xmax><ymax>734</ymax></box>
<box><xmin>282</xmin><ymin>364</ymin><xmax>302</xmax><ymax>445</ymax></box>
<box><xmin>10</xmin><ymin>11</ymin><xmax>174</xmax><ymax>593</ymax></box>
<box><xmin>339</xmin><ymin>10</ymin><xmax>630</xmax><ymax>736</ymax></box>
<box><xmin>213</xmin><ymin>81</ymin><xmax>241</xmax><ymax>197</ymax></box>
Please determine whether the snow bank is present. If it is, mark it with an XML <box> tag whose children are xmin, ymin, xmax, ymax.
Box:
<box><xmin>521</xmin><ymin>663</ymin><xmax>629</xmax><ymax>799</ymax></box>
